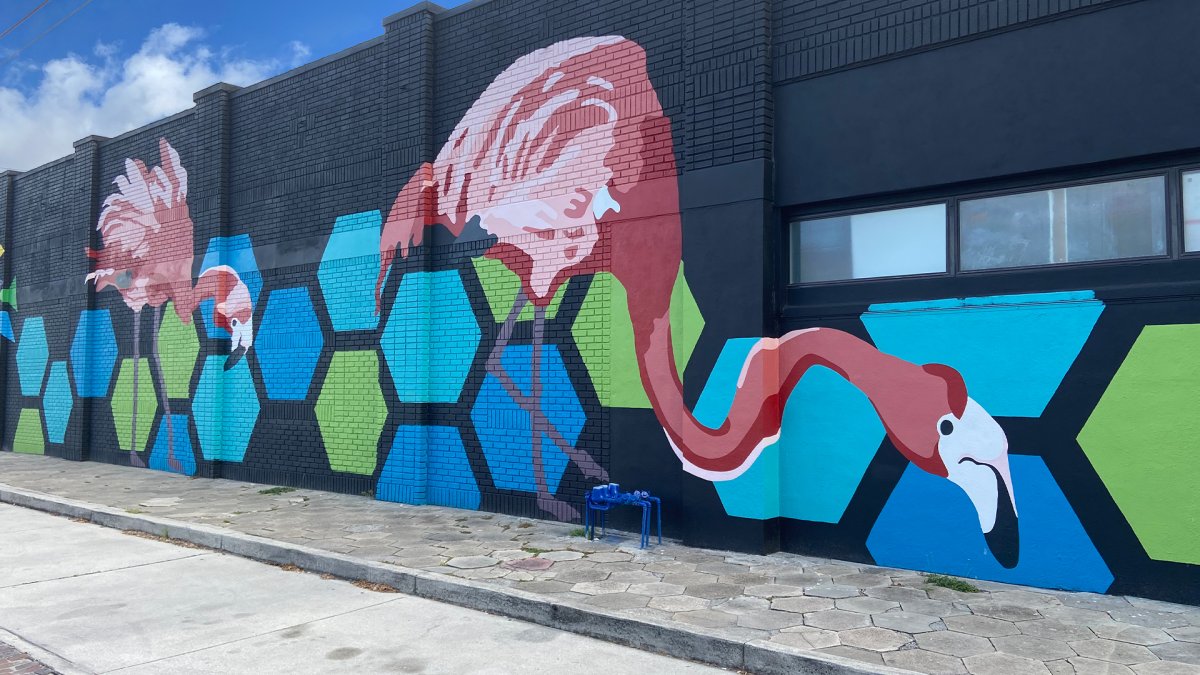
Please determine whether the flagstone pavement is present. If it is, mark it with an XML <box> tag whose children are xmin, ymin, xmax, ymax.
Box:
<box><xmin>2</xmin><ymin>452</ymin><xmax>1198</xmax><ymax>675</ymax></box>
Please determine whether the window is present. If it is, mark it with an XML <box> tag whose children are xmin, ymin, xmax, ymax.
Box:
<box><xmin>790</xmin><ymin>204</ymin><xmax>946</xmax><ymax>283</ymax></box>
<box><xmin>959</xmin><ymin>177</ymin><xmax>1166</xmax><ymax>271</ymax></box>
<box><xmin>1184</xmin><ymin>171</ymin><xmax>1200</xmax><ymax>252</ymax></box>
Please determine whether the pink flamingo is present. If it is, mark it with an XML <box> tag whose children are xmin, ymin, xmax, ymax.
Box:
<box><xmin>376</xmin><ymin>37</ymin><xmax>1019</xmax><ymax>565</ymax></box>
<box><xmin>87</xmin><ymin>139</ymin><xmax>255</xmax><ymax>471</ymax></box>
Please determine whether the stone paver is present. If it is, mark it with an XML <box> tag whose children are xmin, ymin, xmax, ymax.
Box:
<box><xmin>1132</xmin><ymin>662</ymin><xmax>1200</xmax><ymax>675</ymax></box>
<box><xmin>872</xmin><ymin>610</ymin><xmax>943</xmax><ymax>633</ymax></box>
<box><xmin>736</xmin><ymin>609</ymin><xmax>806</xmax><ymax>630</ymax></box>
<box><xmin>964</xmin><ymin>651</ymin><xmax>1052</xmax><ymax>674</ymax></box>
<box><xmin>883</xmin><ymin>649</ymin><xmax>968</xmax><ymax>674</ymax></box>
<box><xmin>836</xmin><ymin>596</ymin><xmax>899</xmax><ymax>614</ymax></box>
<box><xmin>943</xmin><ymin>614</ymin><xmax>1020</xmax><ymax>638</ymax></box>
<box><xmin>805</xmin><ymin>609</ymin><xmax>871</xmax><ymax>631</ymax></box>
<box><xmin>1069</xmin><ymin>656</ymin><xmax>1136</xmax><ymax>675</ymax></box>
<box><xmin>1069</xmin><ymin>639</ymin><xmax>1158</xmax><ymax>666</ymax></box>
<box><xmin>771</xmin><ymin>596</ymin><xmax>834</xmax><ymax>614</ymax></box>
<box><xmin>993</xmin><ymin>635</ymin><xmax>1078</xmax><ymax>662</ymax></box>
<box><xmin>445</xmin><ymin>555</ymin><xmax>498</xmax><ymax>569</ymax></box>
<box><xmin>3</xmin><ymin>452</ymin><xmax>1200</xmax><ymax>675</ymax></box>
<box><xmin>840</xmin><ymin>627</ymin><xmax>911</xmax><ymax>652</ymax></box>
<box><xmin>917</xmin><ymin>630</ymin><xmax>996</xmax><ymax>658</ymax></box>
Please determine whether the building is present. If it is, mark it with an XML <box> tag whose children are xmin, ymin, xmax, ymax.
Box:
<box><xmin>2</xmin><ymin>0</ymin><xmax>1197</xmax><ymax>604</ymax></box>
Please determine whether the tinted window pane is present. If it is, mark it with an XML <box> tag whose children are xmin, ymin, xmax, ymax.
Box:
<box><xmin>1185</xmin><ymin>171</ymin><xmax>1200</xmax><ymax>251</ymax></box>
<box><xmin>960</xmin><ymin>177</ymin><xmax>1166</xmax><ymax>271</ymax></box>
<box><xmin>791</xmin><ymin>204</ymin><xmax>946</xmax><ymax>283</ymax></box>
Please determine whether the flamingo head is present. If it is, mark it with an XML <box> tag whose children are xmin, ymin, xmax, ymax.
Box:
<box><xmin>197</xmin><ymin>266</ymin><xmax>254</xmax><ymax>370</ymax></box>
<box><xmin>923</xmin><ymin>365</ymin><xmax>1019</xmax><ymax>568</ymax></box>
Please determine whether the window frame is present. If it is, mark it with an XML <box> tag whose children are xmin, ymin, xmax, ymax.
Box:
<box><xmin>1178</xmin><ymin>165</ymin><xmax>1200</xmax><ymax>256</ymax></box>
<box><xmin>786</xmin><ymin>198</ymin><xmax>954</xmax><ymax>287</ymax></box>
<box><xmin>785</xmin><ymin>166</ymin><xmax>1180</xmax><ymax>288</ymax></box>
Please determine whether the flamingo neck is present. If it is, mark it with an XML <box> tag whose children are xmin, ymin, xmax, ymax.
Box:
<box><xmin>631</xmin><ymin>309</ymin><xmax>945</xmax><ymax>480</ymax></box>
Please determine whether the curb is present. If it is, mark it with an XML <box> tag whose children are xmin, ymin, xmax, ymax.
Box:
<box><xmin>0</xmin><ymin>627</ymin><xmax>92</xmax><ymax>675</ymax></box>
<box><xmin>0</xmin><ymin>483</ymin><xmax>916</xmax><ymax>675</ymax></box>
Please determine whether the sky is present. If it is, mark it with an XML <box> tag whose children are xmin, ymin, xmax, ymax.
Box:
<box><xmin>0</xmin><ymin>0</ymin><xmax>464</xmax><ymax>171</ymax></box>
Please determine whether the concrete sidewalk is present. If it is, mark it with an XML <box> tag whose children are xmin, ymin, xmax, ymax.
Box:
<box><xmin>0</xmin><ymin>503</ymin><xmax>724</xmax><ymax>674</ymax></box>
<box><xmin>2</xmin><ymin>453</ymin><xmax>1199</xmax><ymax>675</ymax></box>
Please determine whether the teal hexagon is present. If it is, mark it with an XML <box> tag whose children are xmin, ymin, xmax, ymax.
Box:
<box><xmin>16</xmin><ymin>317</ymin><xmax>48</xmax><ymax>396</ymax></box>
<box><xmin>318</xmin><ymin>211</ymin><xmax>383</xmax><ymax>332</ymax></box>
<box><xmin>42</xmin><ymin>361</ymin><xmax>73</xmax><ymax>444</ymax></box>
<box><xmin>695</xmin><ymin>338</ymin><xmax>884</xmax><ymax>522</ymax></box>
<box><xmin>193</xmin><ymin>356</ymin><xmax>260</xmax><ymax>462</ymax></box>
<box><xmin>862</xmin><ymin>291</ymin><xmax>1103</xmax><ymax>418</ymax></box>
<box><xmin>382</xmin><ymin>270</ymin><xmax>480</xmax><ymax>403</ymax></box>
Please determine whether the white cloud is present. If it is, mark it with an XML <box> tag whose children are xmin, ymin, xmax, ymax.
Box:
<box><xmin>0</xmin><ymin>23</ymin><xmax>287</xmax><ymax>171</ymax></box>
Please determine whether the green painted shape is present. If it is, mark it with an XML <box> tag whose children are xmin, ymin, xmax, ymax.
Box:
<box><xmin>471</xmin><ymin>257</ymin><xmax>566</xmax><ymax>322</ymax></box>
<box><xmin>670</xmin><ymin>264</ymin><xmax>704</xmax><ymax>376</ymax></box>
<box><xmin>316</xmin><ymin>350</ymin><xmax>387</xmax><ymax>475</ymax></box>
<box><xmin>13</xmin><ymin>408</ymin><xmax>44</xmax><ymax>454</ymax></box>
<box><xmin>573</xmin><ymin>264</ymin><xmax>704</xmax><ymax>408</ymax></box>
<box><xmin>111</xmin><ymin>358</ymin><xmax>158</xmax><ymax>452</ymax></box>
<box><xmin>157</xmin><ymin>302</ymin><xmax>199</xmax><ymax>399</ymax></box>
<box><xmin>1077</xmin><ymin>324</ymin><xmax>1200</xmax><ymax>565</ymax></box>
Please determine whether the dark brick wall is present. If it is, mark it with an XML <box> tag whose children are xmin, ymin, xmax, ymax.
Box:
<box><xmin>772</xmin><ymin>0</ymin><xmax>1125</xmax><ymax>81</ymax></box>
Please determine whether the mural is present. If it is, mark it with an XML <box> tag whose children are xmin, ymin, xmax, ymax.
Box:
<box><xmin>86</xmin><ymin>139</ymin><xmax>255</xmax><ymax>470</ymax></box>
<box><xmin>372</xmin><ymin>36</ymin><xmax>1018</xmax><ymax>561</ymax></box>
<box><xmin>2</xmin><ymin>33</ymin><xmax>1197</xmax><ymax>603</ymax></box>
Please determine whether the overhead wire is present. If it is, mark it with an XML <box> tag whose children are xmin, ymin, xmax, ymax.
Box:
<box><xmin>0</xmin><ymin>0</ymin><xmax>94</xmax><ymax>69</ymax></box>
<box><xmin>0</xmin><ymin>0</ymin><xmax>53</xmax><ymax>42</ymax></box>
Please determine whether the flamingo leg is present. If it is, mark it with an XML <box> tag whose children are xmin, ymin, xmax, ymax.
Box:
<box><xmin>152</xmin><ymin>304</ymin><xmax>182</xmax><ymax>473</ymax></box>
<box><xmin>486</xmin><ymin>291</ymin><xmax>608</xmax><ymax>489</ymax></box>
<box><xmin>129</xmin><ymin>309</ymin><xmax>145</xmax><ymax>468</ymax></box>
<box><xmin>485</xmin><ymin>290</ymin><xmax>607</xmax><ymax>520</ymax></box>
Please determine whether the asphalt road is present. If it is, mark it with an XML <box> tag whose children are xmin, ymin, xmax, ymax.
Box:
<box><xmin>0</xmin><ymin>503</ymin><xmax>725</xmax><ymax>674</ymax></box>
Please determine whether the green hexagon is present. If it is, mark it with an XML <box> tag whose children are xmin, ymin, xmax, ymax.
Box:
<box><xmin>316</xmin><ymin>350</ymin><xmax>386</xmax><ymax>475</ymax></box>
<box><xmin>573</xmin><ymin>263</ymin><xmax>704</xmax><ymax>408</ymax></box>
<box><xmin>471</xmin><ymin>257</ymin><xmax>567</xmax><ymax>322</ymax></box>
<box><xmin>157</xmin><ymin>302</ymin><xmax>199</xmax><ymax>399</ymax></box>
<box><xmin>1078</xmin><ymin>324</ymin><xmax>1200</xmax><ymax>565</ymax></box>
<box><xmin>12</xmin><ymin>408</ymin><xmax>44</xmax><ymax>454</ymax></box>
<box><xmin>111</xmin><ymin>358</ymin><xmax>158</xmax><ymax>452</ymax></box>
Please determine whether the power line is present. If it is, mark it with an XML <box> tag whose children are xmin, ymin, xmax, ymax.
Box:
<box><xmin>0</xmin><ymin>0</ymin><xmax>94</xmax><ymax>69</ymax></box>
<box><xmin>0</xmin><ymin>0</ymin><xmax>53</xmax><ymax>42</ymax></box>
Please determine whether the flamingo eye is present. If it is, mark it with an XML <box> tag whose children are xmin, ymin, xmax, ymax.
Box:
<box><xmin>230</xmin><ymin>318</ymin><xmax>239</xmax><ymax>327</ymax></box>
<box><xmin>939</xmin><ymin>418</ymin><xmax>954</xmax><ymax>436</ymax></box>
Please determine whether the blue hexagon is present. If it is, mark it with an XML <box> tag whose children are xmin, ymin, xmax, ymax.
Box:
<box><xmin>695</xmin><ymin>338</ymin><xmax>885</xmax><ymax>522</ymax></box>
<box><xmin>70</xmin><ymin>309</ymin><xmax>118</xmax><ymax>398</ymax></box>
<box><xmin>257</xmin><ymin>287</ymin><xmax>323</xmax><ymax>400</ymax></box>
<box><xmin>382</xmin><ymin>270</ymin><xmax>480</xmax><ymax>403</ymax></box>
<box><xmin>193</xmin><ymin>356</ymin><xmax>260</xmax><ymax>462</ymax></box>
<box><xmin>149</xmin><ymin>414</ymin><xmax>196</xmax><ymax>476</ymax></box>
<box><xmin>198</xmin><ymin>235</ymin><xmax>262</xmax><ymax>339</ymax></box>
<box><xmin>867</xmin><ymin>456</ymin><xmax>1113</xmax><ymax>593</ymax></box>
<box><xmin>42</xmin><ymin>361</ymin><xmax>73</xmax><ymax>444</ymax></box>
<box><xmin>862</xmin><ymin>291</ymin><xmax>1103</xmax><ymax>418</ymax></box>
<box><xmin>377</xmin><ymin>425</ymin><xmax>480</xmax><ymax>510</ymax></box>
<box><xmin>471</xmin><ymin>345</ymin><xmax>583</xmax><ymax>494</ymax></box>
<box><xmin>0</xmin><ymin>311</ymin><xmax>13</xmax><ymax>342</ymax></box>
<box><xmin>16</xmin><ymin>317</ymin><xmax>48</xmax><ymax>396</ymax></box>
<box><xmin>318</xmin><ymin>211</ymin><xmax>383</xmax><ymax>332</ymax></box>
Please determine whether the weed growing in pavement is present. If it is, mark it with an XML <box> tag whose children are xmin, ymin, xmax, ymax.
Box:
<box><xmin>925</xmin><ymin>573</ymin><xmax>980</xmax><ymax>593</ymax></box>
<box><xmin>258</xmin><ymin>486</ymin><xmax>296</xmax><ymax>495</ymax></box>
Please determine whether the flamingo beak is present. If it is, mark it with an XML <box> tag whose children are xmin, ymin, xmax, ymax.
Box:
<box><xmin>940</xmin><ymin>398</ymin><xmax>1020</xmax><ymax>569</ymax></box>
<box><xmin>224</xmin><ymin>318</ymin><xmax>253</xmax><ymax>371</ymax></box>
<box><xmin>949</xmin><ymin>455</ymin><xmax>1020</xmax><ymax>569</ymax></box>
